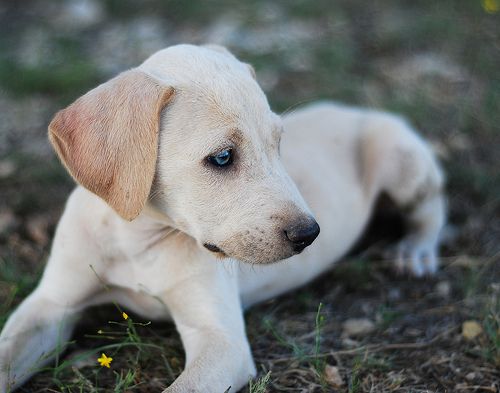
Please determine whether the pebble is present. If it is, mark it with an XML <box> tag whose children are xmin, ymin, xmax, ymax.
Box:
<box><xmin>341</xmin><ymin>337</ymin><xmax>360</xmax><ymax>348</ymax></box>
<box><xmin>465</xmin><ymin>372</ymin><xmax>476</xmax><ymax>381</ymax></box>
<box><xmin>342</xmin><ymin>318</ymin><xmax>375</xmax><ymax>337</ymax></box>
<box><xmin>388</xmin><ymin>287</ymin><xmax>402</xmax><ymax>301</ymax></box>
<box><xmin>0</xmin><ymin>160</ymin><xmax>15</xmax><ymax>178</ymax></box>
<box><xmin>0</xmin><ymin>210</ymin><xmax>17</xmax><ymax>235</ymax></box>
<box><xmin>435</xmin><ymin>281</ymin><xmax>451</xmax><ymax>298</ymax></box>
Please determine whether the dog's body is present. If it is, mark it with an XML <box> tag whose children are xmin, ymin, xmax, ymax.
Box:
<box><xmin>0</xmin><ymin>45</ymin><xmax>445</xmax><ymax>392</ymax></box>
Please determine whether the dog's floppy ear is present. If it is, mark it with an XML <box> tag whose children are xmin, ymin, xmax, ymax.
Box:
<box><xmin>49</xmin><ymin>69</ymin><xmax>174</xmax><ymax>221</ymax></box>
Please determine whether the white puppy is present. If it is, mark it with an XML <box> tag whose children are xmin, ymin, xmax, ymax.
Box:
<box><xmin>0</xmin><ymin>44</ymin><xmax>445</xmax><ymax>392</ymax></box>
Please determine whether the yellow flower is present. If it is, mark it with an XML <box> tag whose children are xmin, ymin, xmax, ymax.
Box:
<box><xmin>482</xmin><ymin>0</ymin><xmax>499</xmax><ymax>13</ymax></box>
<box><xmin>122</xmin><ymin>312</ymin><xmax>129</xmax><ymax>320</ymax></box>
<box><xmin>97</xmin><ymin>330</ymin><xmax>103</xmax><ymax>334</ymax></box>
<box><xmin>97</xmin><ymin>353</ymin><xmax>113</xmax><ymax>368</ymax></box>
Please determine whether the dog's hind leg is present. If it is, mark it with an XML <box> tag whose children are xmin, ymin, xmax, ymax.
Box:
<box><xmin>360</xmin><ymin>113</ymin><xmax>446</xmax><ymax>276</ymax></box>
<box><xmin>0</xmin><ymin>192</ymin><xmax>105</xmax><ymax>392</ymax></box>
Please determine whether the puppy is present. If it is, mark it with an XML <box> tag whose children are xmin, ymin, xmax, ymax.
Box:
<box><xmin>0</xmin><ymin>44</ymin><xmax>445</xmax><ymax>392</ymax></box>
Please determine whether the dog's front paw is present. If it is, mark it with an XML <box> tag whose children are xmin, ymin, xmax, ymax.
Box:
<box><xmin>394</xmin><ymin>237</ymin><xmax>439</xmax><ymax>277</ymax></box>
<box><xmin>0</xmin><ymin>370</ymin><xmax>10</xmax><ymax>393</ymax></box>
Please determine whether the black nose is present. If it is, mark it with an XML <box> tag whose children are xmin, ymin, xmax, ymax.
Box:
<box><xmin>285</xmin><ymin>219</ymin><xmax>320</xmax><ymax>252</ymax></box>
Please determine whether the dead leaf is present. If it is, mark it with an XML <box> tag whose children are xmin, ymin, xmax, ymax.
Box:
<box><xmin>323</xmin><ymin>364</ymin><xmax>344</xmax><ymax>387</ymax></box>
<box><xmin>26</xmin><ymin>214</ymin><xmax>50</xmax><ymax>245</ymax></box>
<box><xmin>462</xmin><ymin>320</ymin><xmax>483</xmax><ymax>340</ymax></box>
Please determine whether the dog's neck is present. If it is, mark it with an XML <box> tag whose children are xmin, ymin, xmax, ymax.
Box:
<box><xmin>142</xmin><ymin>202</ymin><xmax>176</xmax><ymax>227</ymax></box>
<box><xmin>126</xmin><ymin>202</ymin><xmax>193</xmax><ymax>254</ymax></box>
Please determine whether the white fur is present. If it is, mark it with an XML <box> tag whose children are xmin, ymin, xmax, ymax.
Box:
<box><xmin>0</xmin><ymin>45</ymin><xmax>445</xmax><ymax>393</ymax></box>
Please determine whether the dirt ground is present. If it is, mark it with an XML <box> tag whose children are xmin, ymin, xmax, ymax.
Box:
<box><xmin>0</xmin><ymin>1</ymin><xmax>499</xmax><ymax>392</ymax></box>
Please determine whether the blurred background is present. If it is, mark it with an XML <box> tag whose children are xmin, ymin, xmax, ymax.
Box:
<box><xmin>0</xmin><ymin>0</ymin><xmax>499</xmax><ymax>391</ymax></box>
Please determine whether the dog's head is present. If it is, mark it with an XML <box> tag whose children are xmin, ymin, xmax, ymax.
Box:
<box><xmin>49</xmin><ymin>44</ymin><xmax>319</xmax><ymax>264</ymax></box>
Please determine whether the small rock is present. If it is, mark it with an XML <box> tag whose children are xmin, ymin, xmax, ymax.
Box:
<box><xmin>342</xmin><ymin>318</ymin><xmax>375</xmax><ymax>337</ymax></box>
<box><xmin>388</xmin><ymin>287</ymin><xmax>402</xmax><ymax>301</ymax></box>
<box><xmin>0</xmin><ymin>160</ymin><xmax>15</xmax><ymax>178</ymax></box>
<box><xmin>462</xmin><ymin>320</ymin><xmax>483</xmax><ymax>340</ymax></box>
<box><xmin>341</xmin><ymin>337</ymin><xmax>360</xmax><ymax>348</ymax></box>
<box><xmin>465</xmin><ymin>372</ymin><xmax>476</xmax><ymax>381</ymax></box>
<box><xmin>0</xmin><ymin>210</ymin><xmax>17</xmax><ymax>235</ymax></box>
<box><xmin>435</xmin><ymin>281</ymin><xmax>451</xmax><ymax>298</ymax></box>
<box><xmin>405</xmin><ymin>327</ymin><xmax>422</xmax><ymax>337</ymax></box>
<box><xmin>323</xmin><ymin>365</ymin><xmax>344</xmax><ymax>387</ymax></box>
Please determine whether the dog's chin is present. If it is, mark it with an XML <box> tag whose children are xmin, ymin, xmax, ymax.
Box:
<box><xmin>203</xmin><ymin>242</ymin><xmax>299</xmax><ymax>264</ymax></box>
<box><xmin>236</xmin><ymin>252</ymin><xmax>296</xmax><ymax>265</ymax></box>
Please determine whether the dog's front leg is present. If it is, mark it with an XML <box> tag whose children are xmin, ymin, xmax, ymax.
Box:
<box><xmin>0</xmin><ymin>274</ymin><xmax>100</xmax><ymax>393</ymax></box>
<box><xmin>161</xmin><ymin>264</ymin><xmax>256</xmax><ymax>393</ymax></box>
<box><xmin>0</xmin><ymin>290</ymin><xmax>82</xmax><ymax>392</ymax></box>
<box><xmin>0</xmin><ymin>191</ymin><xmax>105</xmax><ymax>392</ymax></box>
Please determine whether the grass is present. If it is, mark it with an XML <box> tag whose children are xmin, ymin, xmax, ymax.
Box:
<box><xmin>0</xmin><ymin>154</ymin><xmax>72</xmax><ymax>216</ymax></box>
<box><xmin>347</xmin><ymin>354</ymin><xmax>394</xmax><ymax>393</ymax></box>
<box><xmin>248</xmin><ymin>371</ymin><xmax>272</xmax><ymax>393</ymax></box>
<box><xmin>0</xmin><ymin>0</ymin><xmax>499</xmax><ymax>391</ymax></box>
<box><xmin>480</xmin><ymin>285</ymin><xmax>500</xmax><ymax>366</ymax></box>
<box><xmin>0</xmin><ymin>33</ymin><xmax>101</xmax><ymax>101</ymax></box>
<box><xmin>9</xmin><ymin>307</ymin><xmax>177</xmax><ymax>392</ymax></box>
<box><xmin>375</xmin><ymin>305</ymin><xmax>403</xmax><ymax>330</ymax></box>
<box><xmin>0</xmin><ymin>59</ymin><xmax>100</xmax><ymax>99</ymax></box>
<box><xmin>0</xmin><ymin>256</ymin><xmax>43</xmax><ymax>327</ymax></box>
<box><xmin>261</xmin><ymin>302</ymin><xmax>330</xmax><ymax>389</ymax></box>
<box><xmin>312</xmin><ymin>303</ymin><xmax>326</xmax><ymax>380</ymax></box>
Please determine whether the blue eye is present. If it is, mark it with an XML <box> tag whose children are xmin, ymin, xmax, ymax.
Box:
<box><xmin>208</xmin><ymin>149</ymin><xmax>233</xmax><ymax>167</ymax></box>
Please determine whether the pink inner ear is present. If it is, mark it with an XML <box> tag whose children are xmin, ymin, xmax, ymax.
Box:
<box><xmin>48</xmin><ymin>69</ymin><xmax>175</xmax><ymax>221</ymax></box>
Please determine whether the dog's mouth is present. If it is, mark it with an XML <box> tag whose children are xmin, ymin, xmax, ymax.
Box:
<box><xmin>203</xmin><ymin>243</ymin><xmax>227</xmax><ymax>258</ymax></box>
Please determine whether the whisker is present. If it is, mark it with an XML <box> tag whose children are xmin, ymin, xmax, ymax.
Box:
<box><xmin>148</xmin><ymin>188</ymin><xmax>165</xmax><ymax>202</ymax></box>
<box><xmin>143</xmin><ymin>227</ymin><xmax>179</xmax><ymax>251</ymax></box>
<box><xmin>280</xmin><ymin>98</ymin><xmax>316</xmax><ymax>117</ymax></box>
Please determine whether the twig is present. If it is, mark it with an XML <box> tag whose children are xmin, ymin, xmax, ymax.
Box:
<box><xmin>261</xmin><ymin>325</ymin><xmax>458</xmax><ymax>363</ymax></box>
<box><xmin>455</xmin><ymin>386</ymin><xmax>498</xmax><ymax>392</ymax></box>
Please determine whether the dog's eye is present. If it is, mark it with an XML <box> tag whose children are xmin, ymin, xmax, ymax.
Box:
<box><xmin>207</xmin><ymin>149</ymin><xmax>233</xmax><ymax>168</ymax></box>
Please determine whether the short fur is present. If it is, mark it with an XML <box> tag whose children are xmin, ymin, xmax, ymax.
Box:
<box><xmin>0</xmin><ymin>45</ymin><xmax>445</xmax><ymax>393</ymax></box>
